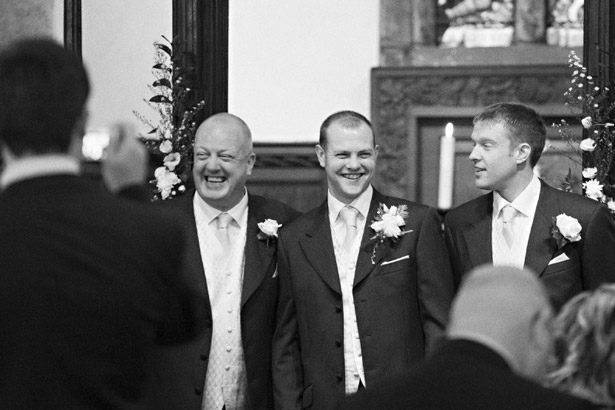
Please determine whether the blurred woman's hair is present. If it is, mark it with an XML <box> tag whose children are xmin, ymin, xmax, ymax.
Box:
<box><xmin>547</xmin><ymin>284</ymin><xmax>615</xmax><ymax>407</ymax></box>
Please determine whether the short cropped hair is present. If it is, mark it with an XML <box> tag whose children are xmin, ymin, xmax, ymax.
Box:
<box><xmin>0</xmin><ymin>38</ymin><xmax>90</xmax><ymax>155</ymax></box>
<box><xmin>474</xmin><ymin>103</ymin><xmax>546</xmax><ymax>167</ymax></box>
<box><xmin>319</xmin><ymin>110</ymin><xmax>374</xmax><ymax>147</ymax></box>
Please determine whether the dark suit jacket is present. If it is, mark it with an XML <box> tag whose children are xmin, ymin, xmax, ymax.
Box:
<box><xmin>0</xmin><ymin>175</ymin><xmax>202</xmax><ymax>410</ymax></box>
<box><xmin>444</xmin><ymin>180</ymin><xmax>615</xmax><ymax>309</ymax></box>
<box><xmin>152</xmin><ymin>191</ymin><xmax>300</xmax><ymax>410</ymax></box>
<box><xmin>273</xmin><ymin>189</ymin><xmax>455</xmax><ymax>410</ymax></box>
<box><xmin>339</xmin><ymin>339</ymin><xmax>597</xmax><ymax>410</ymax></box>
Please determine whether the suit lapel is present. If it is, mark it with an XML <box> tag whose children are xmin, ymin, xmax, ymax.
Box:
<box><xmin>354</xmin><ymin>190</ymin><xmax>386</xmax><ymax>286</ymax></box>
<box><xmin>299</xmin><ymin>201</ymin><xmax>342</xmax><ymax>295</ymax></box>
<box><xmin>241</xmin><ymin>196</ymin><xmax>276</xmax><ymax>306</ymax></box>
<box><xmin>463</xmin><ymin>193</ymin><xmax>493</xmax><ymax>268</ymax></box>
<box><xmin>525</xmin><ymin>182</ymin><xmax>559</xmax><ymax>276</ymax></box>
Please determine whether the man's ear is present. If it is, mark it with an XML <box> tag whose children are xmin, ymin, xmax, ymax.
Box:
<box><xmin>516</xmin><ymin>143</ymin><xmax>532</xmax><ymax>165</ymax></box>
<box><xmin>315</xmin><ymin>144</ymin><xmax>326</xmax><ymax>168</ymax></box>
<box><xmin>246</xmin><ymin>152</ymin><xmax>256</xmax><ymax>176</ymax></box>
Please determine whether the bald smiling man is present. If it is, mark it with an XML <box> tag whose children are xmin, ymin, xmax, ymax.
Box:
<box><xmin>151</xmin><ymin>113</ymin><xmax>300</xmax><ymax>410</ymax></box>
<box><xmin>340</xmin><ymin>265</ymin><xmax>598</xmax><ymax>410</ymax></box>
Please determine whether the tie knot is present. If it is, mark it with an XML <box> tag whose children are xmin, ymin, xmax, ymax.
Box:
<box><xmin>216</xmin><ymin>212</ymin><xmax>233</xmax><ymax>230</ymax></box>
<box><xmin>501</xmin><ymin>205</ymin><xmax>517</xmax><ymax>224</ymax></box>
<box><xmin>340</xmin><ymin>205</ymin><xmax>359</xmax><ymax>228</ymax></box>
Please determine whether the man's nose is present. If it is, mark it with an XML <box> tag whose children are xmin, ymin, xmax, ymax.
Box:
<box><xmin>469</xmin><ymin>146</ymin><xmax>479</xmax><ymax>161</ymax></box>
<box><xmin>204</xmin><ymin>156</ymin><xmax>222</xmax><ymax>171</ymax></box>
<box><xmin>346</xmin><ymin>155</ymin><xmax>361</xmax><ymax>169</ymax></box>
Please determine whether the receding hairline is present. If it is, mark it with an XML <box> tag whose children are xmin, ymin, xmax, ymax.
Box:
<box><xmin>319</xmin><ymin>111</ymin><xmax>375</xmax><ymax>147</ymax></box>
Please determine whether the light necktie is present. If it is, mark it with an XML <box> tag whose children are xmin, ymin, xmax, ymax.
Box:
<box><xmin>501</xmin><ymin>205</ymin><xmax>517</xmax><ymax>248</ymax></box>
<box><xmin>216</xmin><ymin>212</ymin><xmax>233</xmax><ymax>250</ymax></box>
<box><xmin>340</xmin><ymin>205</ymin><xmax>359</xmax><ymax>253</ymax></box>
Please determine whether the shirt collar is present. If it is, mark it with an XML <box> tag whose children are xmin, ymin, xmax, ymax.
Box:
<box><xmin>493</xmin><ymin>174</ymin><xmax>541</xmax><ymax>218</ymax></box>
<box><xmin>0</xmin><ymin>154</ymin><xmax>80</xmax><ymax>190</ymax></box>
<box><xmin>193</xmin><ymin>188</ymin><xmax>249</xmax><ymax>228</ymax></box>
<box><xmin>327</xmin><ymin>185</ymin><xmax>373</xmax><ymax>222</ymax></box>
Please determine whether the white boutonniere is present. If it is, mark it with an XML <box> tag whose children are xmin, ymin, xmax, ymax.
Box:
<box><xmin>369</xmin><ymin>203</ymin><xmax>413</xmax><ymax>264</ymax></box>
<box><xmin>551</xmin><ymin>213</ymin><xmax>582</xmax><ymax>250</ymax></box>
<box><xmin>257</xmin><ymin>219</ymin><xmax>282</xmax><ymax>246</ymax></box>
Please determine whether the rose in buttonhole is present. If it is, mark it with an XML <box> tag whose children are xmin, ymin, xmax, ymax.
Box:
<box><xmin>371</xmin><ymin>206</ymin><xmax>406</xmax><ymax>238</ymax></box>
<box><xmin>555</xmin><ymin>214</ymin><xmax>582</xmax><ymax>243</ymax></box>
<box><xmin>258</xmin><ymin>219</ymin><xmax>282</xmax><ymax>238</ymax></box>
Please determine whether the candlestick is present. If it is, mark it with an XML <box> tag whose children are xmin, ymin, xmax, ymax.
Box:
<box><xmin>438</xmin><ymin>123</ymin><xmax>456</xmax><ymax>210</ymax></box>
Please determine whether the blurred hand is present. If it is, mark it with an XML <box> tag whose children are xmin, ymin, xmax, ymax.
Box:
<box><xmin>101</xmin><ymin>123</ymin><xmax>148</xmax><ymax>193</ymax></box>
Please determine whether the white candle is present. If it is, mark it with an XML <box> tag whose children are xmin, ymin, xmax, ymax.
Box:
<box><xmin>438</xmin><ymin>123</ymin><xmax>456</xmax><ymax>210</ymax></box>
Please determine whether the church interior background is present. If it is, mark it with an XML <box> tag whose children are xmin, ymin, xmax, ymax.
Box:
<box><xmin>1</xmin><ymin>0</ymin><xmax>613</xmax><ymax>212</ymax></box>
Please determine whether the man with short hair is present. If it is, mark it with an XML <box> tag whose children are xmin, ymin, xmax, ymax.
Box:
<box><xmin>0</xmin><ymin>38</ymin><xmax>203</xmax><ymax>410</ymax></box>
<box><xmin>152</xmin><ymin>113</ymin><xmax>300</xmax><ymax>410</ymax></box>
<box><xmin>273</xmin><ymin>110</ymin><xmax>454</xmax><ymax>410</ymax></box>
<box><xmin>445</xmin><ymin>102</ymin><xmax>615</xmax><ymax>309</ymax></box>
<box><xmin>340</xmin><ymin>265</ymin><xmax>597</xmax><ymax>410</ymax></box>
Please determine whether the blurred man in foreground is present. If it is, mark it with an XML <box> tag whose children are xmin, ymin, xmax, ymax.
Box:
<box><xmin>0</xmin><ymin>38</ymin><xmax>203</xmax><ymax>410</ymax></box>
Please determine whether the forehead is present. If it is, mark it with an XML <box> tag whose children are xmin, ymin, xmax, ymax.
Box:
<box><xmin>471</xmin><ymin>121</ymin><xmax>513</xmax><ymax>143</ymax></box>
<box><xmin>194</xmin><ymin>121</ymin><xmax>249</xmax><ymax>151</ymax></box>
<box><xmin>325</xmin><ymin>122</ymin><xmax>375</xmax><ymax>151</ymax></box>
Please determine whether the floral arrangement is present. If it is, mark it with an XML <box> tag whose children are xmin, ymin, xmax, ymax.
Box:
<box><xmin>133</xmin><ymin>36</ymin><xmax>205</xmax><ymax>200</ymax></box>
<box><xmin>555</xmin><ymin>51</ymin><xmax>615</xmax><ymax>210</ymax></box>
<box><xmin>369</xmin><ymin>203</ymin><xmax>412</xmax><ymax>264</ymax></box>
<box><xmin>551</xmin><ymin>213</ymin><xmax>582</xmax><ymax>250</ymax></box>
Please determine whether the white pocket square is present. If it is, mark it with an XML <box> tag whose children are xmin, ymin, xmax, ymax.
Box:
<box><xmin>381</xmin><ymin>255</ymin><xmax>410</xmax><ymax>266</ymax></box>
<box><xmin>548</xmin><ymin>253</ymin><xmax>570</xmax><ymax>265</ymax></box>
<box><xmin>272</xmin><ymin>264</ymin><xmax>278</xmax><ymax>278</ymax></box>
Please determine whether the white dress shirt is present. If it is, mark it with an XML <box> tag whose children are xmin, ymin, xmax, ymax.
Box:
<box><xmin>492</xmin><ymin>175</ymin><xmax>541</xmax><ymax>269</ymax></box>
<box><xmin>328</xmin><ymin>185</ymin><xmax>373</xmax><ymax>394</ymax></box>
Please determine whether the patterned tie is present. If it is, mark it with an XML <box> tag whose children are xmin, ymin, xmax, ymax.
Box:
<box><xmin>501</xmin><ymin>205</ymin><xmax>517</xmax><ymax>248</ymax></box>
<box><xmin>340</xmin><ymin>205</ymin><xmax>359</xmax><ymax>253</ymax></box>
<box><xmin>216</xmin><ymin>212</ymin><xmax>233</xmax><ymax>250</ymax></box>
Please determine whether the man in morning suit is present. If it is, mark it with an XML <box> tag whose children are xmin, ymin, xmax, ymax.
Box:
<box><xmin>340</xmin><ymin>265</ymin><xmax>597</xmax><ymax>410</ymax></box>
<box><xmin>272</xmin><ymin>110</ymin><xmax>455</xmax><ymax>410</ymax></box>
<box><xmin>444</xmin><ymin>103</ymin><xmax>615</xmax><ymax>310</ymax></box>
<box><xmin>151</xmin><ymin>113</ymin><xmax>300</xmax><ymax>410</ymax></box>
<box><xmin>0</xmin><ymin>38</ymin><xmax>203</xmax><ymax>410</ymax></box>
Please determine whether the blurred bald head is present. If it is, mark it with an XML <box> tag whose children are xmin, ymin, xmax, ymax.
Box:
<box><xmin>448</xmin><ymin>265</ymin><xmax>554</xmax><ymax>381</ymax></box>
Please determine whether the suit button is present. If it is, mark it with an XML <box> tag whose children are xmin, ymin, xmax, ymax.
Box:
<box><xmin>335</xmin><ymin>306</ymin><xmax>342</xmax><ymax>313</ymax></box>
<box><xmin>335</xmin><ymin>374</ymin><xmax>343</xmax><ymax>382</ymax></box>
<box><xmin>195</xmin><ymin>387</ymin><xmax>202</xmax><ymax>396</ymax></box>
<box><xmin>335</xmin><ymin>339</ymin><xmax>342</xmax><ymax>347</ymax></box>
<box><xmin>200</xmin><ymin>354</ymin><xmax>208</xmax><ymax>361</ymax></box>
